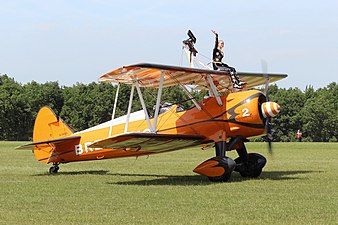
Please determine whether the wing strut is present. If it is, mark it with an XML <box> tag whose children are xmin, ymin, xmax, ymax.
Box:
<box><xmin>124</xmin><ymin>83</ymin><xmax>135</xmax><ymax>133</ymax></box>
<box><xmin>205</xmin><ymin>75</ymin><xmax>223</xmax><ymax>106</ymax></box>
<box><xmin>135</xmin><ymin>81</ymin><xmax>154</xmax><ymax>133</ymax></box>
<box><xmin>153</xmin><ymin>70</ymin><xmax>165</xmax><ymax>132</ymax></box>
<box><xmin>109</xmin><ymin>83</ymin><xmax>120</xmax><ymax>137</ymax></box>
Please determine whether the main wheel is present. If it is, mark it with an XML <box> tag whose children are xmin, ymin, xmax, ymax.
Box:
<box><xmin>240</xmin><ymin>167</ymin><xmax>262</xmax><ymax>178</ymax></box>
<box><xmin>235</xmin><ymin>153</ymin><xmax>266</xmax><ymax>178</ymax></box>
<box><xmin>208</xmin><ymin>172</ymin><xmax>232</xmax><ymax>182</ymax></box>
<box><xmin>207</xmin><ymin>157</ymin><xmax>236</xmax><ymax>182</ymax></box>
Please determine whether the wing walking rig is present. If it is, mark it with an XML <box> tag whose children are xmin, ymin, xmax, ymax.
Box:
<box><xmin>17</xmin><ymin>31</ymin><xmax>287</xmax><ymax>182</ymax></box>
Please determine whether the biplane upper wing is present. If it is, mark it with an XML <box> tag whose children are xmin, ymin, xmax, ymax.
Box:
<box><xmin>99</xmin><ymin>63</ymin><xmax>287</xmax><ymax>90</ymax></box>
<box><xmin>89</xmin><ymin>132</ymin><xmax>208</xmax><ymax>153</ymax></box>
<box><xmin>236</xmin><ymin>71</ymin><xmax>287</xmax><ymax>89</ymax></box>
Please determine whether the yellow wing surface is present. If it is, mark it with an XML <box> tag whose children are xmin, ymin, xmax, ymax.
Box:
<box><xmin>99</xmin><ymin>63</ymin><xmax>287</xmax><ymax>90</ymax></box>
<box><xmin>89</xmin><ymin>133</ymin><xmax>208</xmax><ymax>153</ymax></box>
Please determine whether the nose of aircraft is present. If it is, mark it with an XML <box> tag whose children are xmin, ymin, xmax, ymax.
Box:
<box><xmin>261</xmin><ymin>102</ymin><xmax>281</xmax><ymax>118</ymax></box>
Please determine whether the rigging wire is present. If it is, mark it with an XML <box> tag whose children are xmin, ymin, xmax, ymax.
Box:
<box><xmin>179</xmin><ymin>46</ymin><xmax>185</xmax><ymax>66</ymax></box>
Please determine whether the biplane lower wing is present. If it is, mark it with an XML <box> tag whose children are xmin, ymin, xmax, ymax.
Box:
<box><xmin>89</xmin><ymin>133</ymin><xmax>208</xmax><ymax>153</ymax></box>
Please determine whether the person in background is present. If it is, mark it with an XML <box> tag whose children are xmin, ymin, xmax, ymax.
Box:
<box><xmin>211</xmin><ymin>30</ymin><xmax>246</xmax><ymax>89</ymax></box>
<box><xmin>297</xmin><ymin>129</ymin><xmax>302</xmax><ymax>142</ymax></box>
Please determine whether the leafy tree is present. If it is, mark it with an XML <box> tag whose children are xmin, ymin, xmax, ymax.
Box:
<box><xmin>0</xmin><ymin>74</ymin><xmax>337</xmax><ymax>142</ymax></box>
<box><xmin>23</xmin><ymin>81</ymin><xmax>64</xmax><ymax>115</ymax></box>
<box><xmin>0</xmin><ymin>75</ymin><xmax>30</xmax><ymax>140</ymax></box>
<box><xmin>269</xmin><ymin>86</ymin><xmax>305</xmax><ymax>141</ymax></box>
<box><xmin>60</xmin><ymin>82</ymin><xmax>120</xmax><ymax>131</ymax></box>
<box><xmin>302</xmin><ymin>82</ymin><xmax>337</xmax><ymax>142</ymax></box>
<box><xmin>20</xmin><ymin>81</ymin><xmax>64</xmax><ymax>138</ymax></box>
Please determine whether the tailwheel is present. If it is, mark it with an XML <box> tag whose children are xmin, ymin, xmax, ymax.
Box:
<box><xmin>49</xmin><ymin>163</ymin><xmax>60</xmax><ymax>174</ymax></box>
<box><xmin>235</xmin><ymin>153</ymin><xmax>266</xmax><ymax>178</ymax></box>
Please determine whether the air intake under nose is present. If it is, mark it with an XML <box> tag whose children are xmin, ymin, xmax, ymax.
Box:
<box><xmin>261</xmin><ymin>102</ymin><xmax>281</xmax><ymax>118</ymax></box>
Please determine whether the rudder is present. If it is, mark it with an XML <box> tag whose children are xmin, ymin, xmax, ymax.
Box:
<box><xmin>33</xmin><ymin>106</ymin><xmax>73</xmax><ymax>142</ymax></box>
<box><xmin>32</xmin><ymin>106</ymin><xmax>74</xmax><ymax>163</ymax></box>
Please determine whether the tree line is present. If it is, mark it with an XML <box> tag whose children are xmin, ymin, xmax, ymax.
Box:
<box><xmin>0</xmin><ymin>74</ymin><xmax>337</xmax><ymax>142</ymax></box>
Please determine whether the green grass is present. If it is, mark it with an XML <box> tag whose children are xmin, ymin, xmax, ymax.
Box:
<box><xmin>0</xmin><ymin>142</ymin><xmax>337</xmax><ymax>225</ymax></box>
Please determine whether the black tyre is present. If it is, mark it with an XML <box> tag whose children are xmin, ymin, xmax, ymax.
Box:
<box><xmin>240</xmin><ymin>168</ymin><xmax>262</xmax><ymax>178</ymax></box>
<box><xmin>49</xmin><ymin>166</ymin><xmax>59</xmax><ymax>174</ymax></box>
<box><xmin>235</xmin><ymin>153</ymin><xmax>266</xmax><ymax>178</ymax></box>
<box><xmin>208</xmin><ymin>172</ymin><xmax>232</xmax><ymax>182</ymax></box>
<box><xmin>207</xmin><ymin>157</ymin><xmax>236</xmax><ymax>182</ymax></box>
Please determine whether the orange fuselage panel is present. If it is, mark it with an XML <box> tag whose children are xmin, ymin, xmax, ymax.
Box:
<box><xmin>37</xmin><ymin>90</ymin><xmax>266</xmax><ymax>164</ymax></box>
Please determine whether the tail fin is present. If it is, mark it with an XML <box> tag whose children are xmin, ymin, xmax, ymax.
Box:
<box><xmin>23</xmin><ymin>106</ymin><xmax>77</xmax><ymax>163</ymax></box>
<box><xmin>33</xmin><ymin>106</ymin><xmax>73</xmax><ymax>142</ymax></box>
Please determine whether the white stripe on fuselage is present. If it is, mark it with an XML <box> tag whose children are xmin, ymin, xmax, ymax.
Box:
<box><xmin>74</xmin><ymin>110</ymin><xmax>146</xmax><ymax>134</ymax></box>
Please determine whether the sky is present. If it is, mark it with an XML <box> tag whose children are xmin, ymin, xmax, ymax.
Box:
<box><xmin>1</xmin><ymin>0</ymin><xmax>337</xmax><ymax>90</ymax></box>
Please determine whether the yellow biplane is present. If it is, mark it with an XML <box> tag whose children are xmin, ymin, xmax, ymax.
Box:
<box><xmin>17</xmin><ymin>32</ymin><xmax>287</xmax><ymax>182</ymax></box>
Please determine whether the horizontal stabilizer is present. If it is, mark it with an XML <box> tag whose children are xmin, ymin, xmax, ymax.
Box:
<box><xmin>89</xmin><ymin>133</ymin><xmax>207</xmax><ymax>153</ymax></box>
<box><xmin>16</xmin><ymin>136</ymin><xmax>81</xmax><ymax>150</ymax></box>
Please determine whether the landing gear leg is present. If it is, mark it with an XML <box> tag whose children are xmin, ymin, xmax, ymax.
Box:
<box><xmin>215</xmin><ymin>141</ymin><xmax>226</xmax><ymax>158</ymax></box>
<box><xmin>234</xmin><ymin>144</ymin><xmax>266</xmax><ymax>178</ymax></box>
<box><xmin>235</xmin><ymin>143</ymin><xmax>249</xmax><ymax>165</ymax></box>
<box><xmin>49</xmin><ymin>163</ymin><xmax>60</xmax><ymax>174</ymax></box>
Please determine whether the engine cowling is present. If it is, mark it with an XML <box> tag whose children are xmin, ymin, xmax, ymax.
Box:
<box><xmin>224</xmin><ymin>90</ymin><xmax>280</xmax><ymax>138</ymax></box>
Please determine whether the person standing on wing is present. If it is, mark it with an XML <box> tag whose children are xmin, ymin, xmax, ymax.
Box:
<box><xmin>212</xmin><ymin>30</ymin><xmax>246</xmax><ymax>89</ymax></box>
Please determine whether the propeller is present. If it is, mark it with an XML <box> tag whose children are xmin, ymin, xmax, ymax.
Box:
<box><xmin>266</xmin><ymin>118</ymin><xmax>273</xmax><ymax>154</ymax></box>
<box><xmin>261</xmin><ymin>60</ymin><xmax>273</xmax><ymax>155</ymax></box>
<box><xmin>261</xmin><ymin>60</ymin><xmax>269</xmax><ymax>98</ymax></box>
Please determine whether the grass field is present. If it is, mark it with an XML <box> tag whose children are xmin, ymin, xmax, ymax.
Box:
<box><xmin>0</xmin><ymin>142</ymin><xmax>337</xmax><ymax>225</ymax></box>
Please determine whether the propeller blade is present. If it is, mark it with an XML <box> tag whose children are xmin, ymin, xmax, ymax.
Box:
<box><xmin>261</xmin><ymin>59</ymin><xmax>270</xmax><ymax>100</ymax></box>
<box><xmin>262</xmin><ymin>60</ymin><xmax>273</xmax><ymax>155</ymax></box>
<box><xmin>266</xmin><ymin>117</ymin><xmax>273</xmax><ymax>155</ymax></box>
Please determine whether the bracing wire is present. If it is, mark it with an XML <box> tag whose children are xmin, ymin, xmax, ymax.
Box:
<box><xmin>198</xmin><ymin>52</ymin><xmax>212</xmax><ymax>61</ymax></box>
<box><xmin>179</xmin><ymin>47</ymin><xmax>185</xmax><ymax>66</ymax></box>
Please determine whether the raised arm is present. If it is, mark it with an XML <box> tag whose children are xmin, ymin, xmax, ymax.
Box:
<box><xmin>212</xmin><ymin>30</ymin><xmax>218</xmax><ymax>49</ymax></box>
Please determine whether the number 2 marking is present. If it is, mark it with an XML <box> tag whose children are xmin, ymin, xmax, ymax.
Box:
<box><xmin>242</xmin><ymin>108</ymin><xmax>251</xmax><ymax>117</ymax></box>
